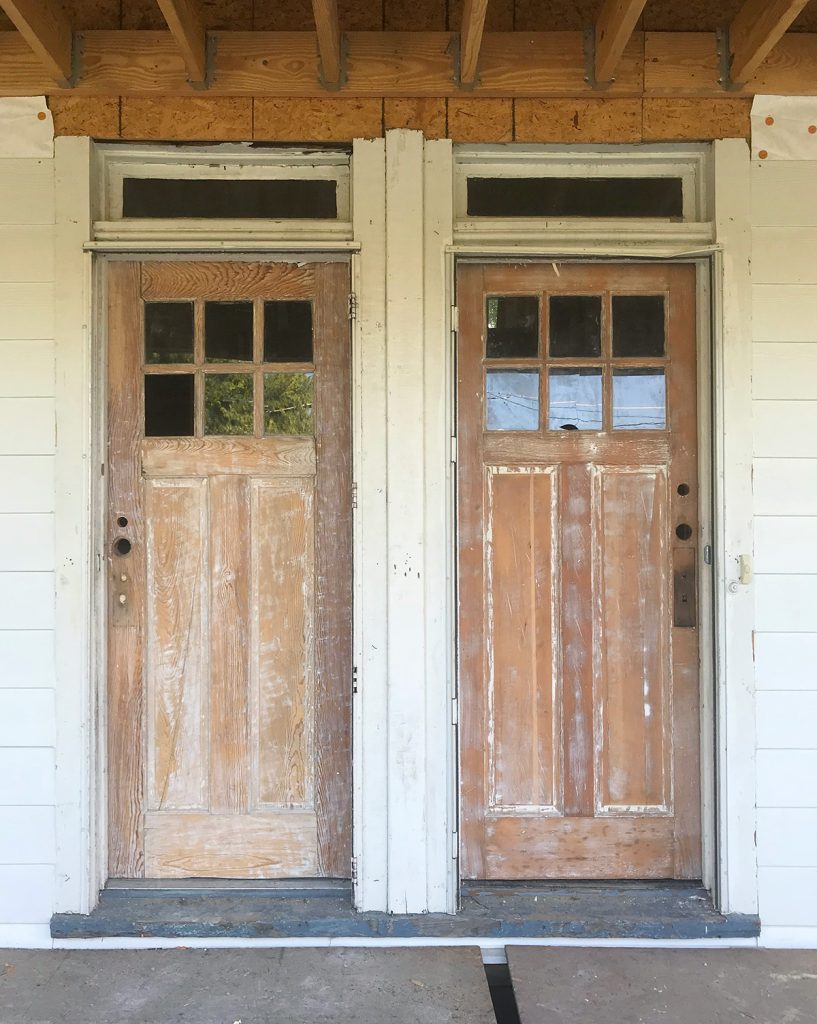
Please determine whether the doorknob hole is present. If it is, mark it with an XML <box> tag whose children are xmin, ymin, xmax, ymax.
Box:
<box><xmin>677</xmin><ymin>483</ymin><xmax>690</xmax><ymax>496</ymax></box>
<box><xmin>675</xmin><ymin>523</ymin><xmax>693</xmax><ymax>541</ymax></box>
<box><xmin>114</xmin><ymin>537</ymin><xmax>132</xmax><ymax>556</ymax></box>
<box><xmin>117</xmin><ymin>515</ymin><xmax>129</xmax><ymax>528</ymax></box>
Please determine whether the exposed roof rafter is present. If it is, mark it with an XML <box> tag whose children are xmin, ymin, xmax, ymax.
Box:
<box><xmin>312</xmin><ymin>0</ymin><xmax>343</xmax><ymax>89</ymax></box>
<box><xmin>155</xmin><ymin>0</ymin><xmax>207</xmax><ymax>85</ymax></box>
<box><xmin>594</xmin><ymin>0</ymin><xmax>649</xmax><ymax>84</ymax></box>
<box><xmin>460</xmin><ymin>0</ymin><xmax>489</xmax><ymax>87</ymax></box>
<box><xmin>0</xmin><ymin>0</ymin><xmax>72</xmax><ymax>83</ymax></box>
<box><xmin>729</xmin><ymin>0</ymin><xmax>811</xmax><ymax>84</ymax></box>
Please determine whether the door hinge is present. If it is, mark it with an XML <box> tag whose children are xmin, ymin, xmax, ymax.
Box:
<box><xmin>351</xmin><ymin>856</ymin><xmax>358</xmax><ymax>883</ymax></box>
<box><xmin>704</xmin><ymin>543</ymin><xmax>713</xmax><ymax>566</ymax></box>
<box><xmin>450</xmin><ymin>435</ymin><xmax>458</xmax><ymax>464</ymax></box>
<box><xmin>352</xmin><ymin>664</ymin><xmax>359</xmax><ymax>695</ymax></box>
<box><xmin>451</xmin><ymin>305</ymin><xmax>459</xmax><ymax>333</ymax></box>
<box><xmin>451</xmin><ymin>696</ymin><xmax>459</xmax><ymax>725</ymax></box>
<box><xmin>348</xmin><ymin>292</ymin><xmax>358</xmax><ymax>321</ymax></box>
<box><xmin>351</xmin><ymin>481</ymin><xmax>358</xmax><ymax>509</ymax></box>
<box><xmin>451</xmin><ymin>831</ymin><xmax>459</xmax><ymax>860</ymax></box>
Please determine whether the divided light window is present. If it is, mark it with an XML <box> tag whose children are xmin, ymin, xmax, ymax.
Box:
<box><xmin>466</xmin><ymin>177</ymin><xmax>684</xmax><ymax>219</ymax></box>
<box><xmin>122</xmin><ymin>177</ymin><xmax>338</xmax><ymax>219</ymax></box>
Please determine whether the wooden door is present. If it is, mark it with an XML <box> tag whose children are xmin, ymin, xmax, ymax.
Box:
<box><xmin>107</xmin><ymin>260</ymin><xmax>352</xmax><ymax>879</ymax></box>
<box><xmin>458</xmin><ymin>262</ymin><xmax>701</xmax><ymax>880</ymax></box>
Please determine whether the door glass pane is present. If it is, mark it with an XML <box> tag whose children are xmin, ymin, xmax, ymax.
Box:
<box><xmin>205</xmin><ymin>301</ymin><xmax>254</xmax><ymax>363</ymax></box>
<box><xmin>613</xmin><ymin>369</ymin><xmax>667</xmax><ymax>430</ymax></box>
<box><xmin>612</xmin><ymin>295</ymin><xmax>665</xmax><ymax>357</ymax></box>
<box><xmin>485</xmin><ymin>370</ymin><xmax>539</xmax><ymax>430</ymax></box>
<box><xmin>548</xmin><ymin>295</ymin><xmax>602</xmax><ymax>358</ymax></box>
<box><xmin>486</xmin><ymin>296</ymin><xmax>539</xmax><ymax>358</ymax></box>
<box><xmin>264</xmin><ymin>301</ymin><xmax>314</xmax><ymax>363</ymax></box>
<box><xmin>548</xmin><ymin>368</ymin><xmax>603</xmax><ymax>431</ymax></box>
<box><xmin>144</xmin><ymin>374</ymin><xmax>194</xmax><ymax>436</ymax></box>
<box><xmin>204</xmin><ymin>373</ymin><xmax>254</xmax><ymax>435</ymax></box>
<box><xmin>264</xmin><ymin>372</ymin><xmax>314</xmax><ymax>434</ymax></box>
<box><xmin>144</xmin><ymin>302</ymin><xmax>194</xmax><ymax>364</ymax></box>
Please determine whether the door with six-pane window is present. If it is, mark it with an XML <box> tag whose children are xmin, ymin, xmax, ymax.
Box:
<box><xmin>458</xmin><ymin>262</ymin><xmax>701</xmax><ymax>879</ymax></box>
<box><xmin>106</xmin><ymin>260</ymin><xmax>351</xmax><ymax>878</ymax></box>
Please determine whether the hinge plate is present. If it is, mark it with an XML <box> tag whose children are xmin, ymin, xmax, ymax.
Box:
<box><xmin>451</xmin><ymin>831</ymin><xmax>459</xmax><ymax>860</ymax></box>
<box><xmin>451</xmin><ymin>305</ymin><xmax>459</xmax><ymax>333</ymax></box>
<box><xmin>351</xmin><ymin>481</ymin><xmax>358</xmax><ymax>509</ymax></box>
<box><xmin>450</xmin><ymin>436</ymin><xmax>458</xmax><ymax>464</ymax></box>
<box><xmin>348</xmin><ymin>292</ymin><xmax>358</xmax><ymax>320</ymax></box>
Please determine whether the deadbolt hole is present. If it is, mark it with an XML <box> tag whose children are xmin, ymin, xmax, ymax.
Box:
<box><xmin>117</xmin><ymin>515</ymin><xmax>129</xmax><ymax>528</ymax></box>
<box><xmin>677</xmin><ymin>483</ymin><xmax>690</xmax><ymax>496</ymax></box>
<box><xmin>675</xmin><ymin>523</ymin><xmax>693</xmax><ymax>541</ymax></box>
<box><xmin>114</xmin><ymin>537</ymin><xmax>132</xmax><ymax>556</ymax></box>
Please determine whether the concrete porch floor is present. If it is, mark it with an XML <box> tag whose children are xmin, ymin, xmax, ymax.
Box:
<box><xmin>1</xmin><ymin>947</ymin><xmax>816</xmax><ymax>1024</ymax></box>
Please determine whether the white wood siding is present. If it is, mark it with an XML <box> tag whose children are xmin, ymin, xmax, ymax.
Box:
<box><xmin>0</xmin><ymin>154</ymin><xmax>56</xmax><ymax>941</ymax></box>
<box><xmin>752</xmin><ymin>157</ymin><xmax>817</xmax><ymax>935</ymax></box>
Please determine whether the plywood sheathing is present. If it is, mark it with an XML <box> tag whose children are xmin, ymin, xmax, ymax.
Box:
<box><xmin>253</xmin><ymin>97</ymin><xmax>383</xmax><ymax>139</ymax></box>
<box><xmin>384</xmin><ymin>98</ymin><xmax>446</xmax><ymax>138</ymax></box>
<box><xmin>515</xmin><ymin>98</ymin><xmax>642</xmax><ymax>142</ymax></box>
<box><xmin>448</xmin><ymin>0</ymin><xmax>514</xmax><ymax>31</ymax></box>
<box><xmin>448</xmin><ymin>97</ymin><xmax>512</xmax><ymax>140</ymax></box>
<box><xmin>120</xmin><ymin>96</ymin><xmax>253</xmax><ymax>139</ymax></box>
<box><xmin>123</xmin><ymin>0</ymin><xmax>252</xmax><ymax>31</ymax></box>
<box><xmin>385</xmin><ymin>0</ymin><xmax>446</xmax><ymax>31</ymax></box>
<box><xmin>48</xmin><ymin>94</ymin><xmax>119</xmax><ymax>135</ymax></box>
<box><xmin>642</xmin><ymin>96</ymin><xmax>751</xmax><ymax>139</ymax></box>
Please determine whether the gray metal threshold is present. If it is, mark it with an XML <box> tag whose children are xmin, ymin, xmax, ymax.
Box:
<box><xmin>51</xmin><ymin>880</ymin><xmax>760</xmax><ymax>940</ymax></box>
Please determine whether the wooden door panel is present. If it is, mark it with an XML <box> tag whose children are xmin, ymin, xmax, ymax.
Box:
<box><xmin>595</xmin><ymin>467</ymin><xmax>670</xmax><ymax>813</ymax></box>
<box><xmin>145</xmin><ymin>478</ymin><xmax>208</xmax><ymax>814</ymax></box>
<box><xmin>108</xmin><ymin>260</ymin><xmax>351</xmax><ymax>880</ymax></box>
<box><xmin>486</xmin><ymin>466</ymin><xmax>560</xmax><ymax>815</ymax></box>
<box><xmin>459</xmin><ymin>262</ymin><xmax>701</xmax><ymax>881</ymax></box>
<box><xmin>252</xmin><ymin>477</ymin><xmax>315</xmax><ymax>810</ymax></box>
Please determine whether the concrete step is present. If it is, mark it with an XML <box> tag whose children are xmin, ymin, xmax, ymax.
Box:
<box><xmin>0</xmin><ymin>948</ymin><xmax>496</xmax><ymax>1024</ymax></box>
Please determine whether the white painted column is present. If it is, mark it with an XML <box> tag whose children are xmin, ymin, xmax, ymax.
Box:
<box><xmin>352</xmin><ymin>130</ymin><xmax>455</xmax><ymax>914</ymax></box>
<box><xmin>53</xmin><ymin>137</ymin><xmax>95</xmax><ymax>914</ymax></box>
<box><xmin>713</xmin><ymin>138</ymin><xmax>759</xmax><ymax>915</ymax></box>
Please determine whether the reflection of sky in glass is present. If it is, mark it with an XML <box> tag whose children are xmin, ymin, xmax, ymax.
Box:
<box><xmin>548</xmin><ymin>369</ymin><xmax>603</xmax><ymax>431</ymax></box>
<box><xmin>613</xmin><ymin>370</ymin><xmax>666</xmax><ymax>430</ymax></box>
<box><xmin>486</xmin><ymin>370</ymin><xmax>539</xmax><ymax>430</ymax></box>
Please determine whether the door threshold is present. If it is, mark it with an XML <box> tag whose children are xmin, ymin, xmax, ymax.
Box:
<box><xmin>51</xmin><ymin>881</ymin><xmax>759</xmax><ymax>941</ymax></box>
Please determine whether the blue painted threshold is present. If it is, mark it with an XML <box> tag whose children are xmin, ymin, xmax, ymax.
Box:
<box><xmin>51</xmin><ymin>880</ymin><xmax>760</xmax><ymax>940</ymax></box>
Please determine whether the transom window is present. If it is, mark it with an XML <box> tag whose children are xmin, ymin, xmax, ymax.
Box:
<box><xmin>484</xmin><ymin>292</ymin><xmax>668</xmax><ymax>433</ymax></box>
<box><xmin>143</xmin><ymin>298</ymin><xmax>315</xmax><ymax>438</ymax></box>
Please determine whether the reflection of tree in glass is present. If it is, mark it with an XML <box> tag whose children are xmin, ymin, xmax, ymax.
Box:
<box><xmin>265</xmin><ymin>373</ymin><xmax>314</xmax><ymax>435</ymax></box>
<box><xmin>205</xmin><ymin>374</ymin><xmax>254</xmax><ymax>435</ymax></box>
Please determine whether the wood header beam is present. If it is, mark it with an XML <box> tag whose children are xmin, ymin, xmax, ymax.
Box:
<box><xmin>594</xmin><ymin>0</ymin><xmax>649</xmax><ymax>83</ymax></box>
<box><xmin>729</xmin><ymin>0</ymin><xmax>810</xmax><ymax>84</ymax></box>
<box><xmin>312</xmin><ymin>0</ymin><xmax>343</xmax><ymax>88</ymax></box>
<box><xmin>155</xmin><ymin>0</ymin><xmax>207</xmax><ymax>85</ymax></box>
<box><xmin>460</xmin><ymin>0</ymin><xmax>489</xmax><ymax>86</ymax></box>
<box><xmin>0</xmin><ymin>30</ymin><xmax>815</xmax><ymax>99</ymax></box>
<box><xmin>0</xmin><ymin>0</ymin><xmax>72</xmax><ymax>83</ymax></box>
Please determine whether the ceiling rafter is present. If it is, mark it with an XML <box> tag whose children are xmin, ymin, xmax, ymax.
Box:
<box><xmin>0</xmin><ymin>0</ymin><xmax>72</xmax><ymax>84</ymax></box>
<box><xmin>155</xmin><ymin>0</ymin><xmax>207</xmax><ymax>86</ymax></box>
<box><xmin>594</xmin><ymin>0</ymin><xmax>649</xmax><ymax>84</ymax></box>
<box><xmin>312</xmin><ymin>0</ymin><xmax>343</xmax><ymax>89</ymax></box>
<box><xmin>729</xmin><ymin>0</ymin><xmax>811</xmax><ymax>84</ymax></box>
<box><xmin>460</xmin><ymin>0</ymin><xmax>489</xmax><ymax>87</ymax></box>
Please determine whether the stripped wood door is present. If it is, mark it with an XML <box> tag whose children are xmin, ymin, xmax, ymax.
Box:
<box><xmin>107</xmin><ymin>260</ymin><xmax>352</xmax><ymax>879</ymax></box>
<box><xmin>458</xmin><ymin>262</ymin><xmax>701</xmax><ymax>879</ymax></box>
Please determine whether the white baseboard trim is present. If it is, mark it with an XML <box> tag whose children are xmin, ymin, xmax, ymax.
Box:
<box><xmin>760</xmin><ymin>927</ymin><xmax>817</xmax><ymax>949</ymax></box>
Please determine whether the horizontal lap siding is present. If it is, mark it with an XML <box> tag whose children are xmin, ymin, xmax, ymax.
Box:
<box><xmin>752</xmin><ymin>159</ymin><xmax>817</xmax><ymax>931</ymax></box>
<box><xmin>0</xmin><ymin>156</ymin><xmax>56</xmax><ymax>931</ymax></box>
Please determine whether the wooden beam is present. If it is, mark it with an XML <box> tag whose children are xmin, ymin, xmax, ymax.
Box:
<box><xmin>312</xmin><ymin>0</ymin><xmax>343</xmax><ymax>88</ymax></box>
<box><xmin>0</xmin><ymin>0</ymin><xmax>72</xmax><ymax>83</ymax></box>
<box><xmin>460</xmin><ymin>0</ymin><xmax>489</xmax><ymax>87</ymax></box>
<box><xmin>155</xmin><ymin>0</ymin><xmax>207</xmax><ymax>85</ymax></box>
<box><xmin>729</xmin><ymin>0</ymin><xmax>810</xmax><ymax>84</ymax></box>
<box><xmin>594</xmin><ymin>0</ymin><xmax>648</xmax><ymax>83</ymax></box>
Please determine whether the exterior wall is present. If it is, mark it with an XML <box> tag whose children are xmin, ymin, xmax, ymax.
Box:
<box><xmin>0</xmin><ymin>153</ymin><xmax>58</xmax><ymax>946</ymax></box>
<box><xmin>751</xmin><ymin>158</ymin><xmax>817</xmax><ymax>941</ymax></box>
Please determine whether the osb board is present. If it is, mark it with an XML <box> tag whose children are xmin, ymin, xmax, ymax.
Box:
<box><xmin>48</xmin><ymin>95</ymin><xmax>120</xmax><ymax>137</ymax></box>
<box><xmin>447</xmin><ymin>98</ymin><xmax>512</xmax><ymax>142</ymax></box>
<box><xmin>515</xmin><ymin>98</ymin><xmax>641</xmax><ymax>143</ymax></box>
<box><xmin>120</xmin><ymin>97</ymin><xmax>253</xmax><ymax>140</ymax></box>
<box><xmin>123</xmin><ymin>0</ymin><xmax>253</xmax><ymax>31</ymax></box>
<box><xmin>448</xmin><ymin>0</ymin><xmax>514</xmax><ymax>31</ymax></box>
<box><xmin>385</xmin><ymin>0</ymin><xmax>446</xmax><ymax>32</ymax></box>
<box><xmin>642</xmin><ymin>97</ymin><xmax>751</xmax><ymax>141</ymax></box>
<box><xmin>253</xmin><ymin>97</ymin><xmax>384</xmax><ymax>140</ymax></box>
<box><xmin>384</xmin><ymin>98</ymin><xmax>446</xmax><ymax>138</ymax></box>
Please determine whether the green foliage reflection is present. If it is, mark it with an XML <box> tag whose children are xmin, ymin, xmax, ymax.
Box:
<box><xmin>204</xmin><ymin>373</ymin><xmax>254</xmax><ymax>435</ymax></box>
<box><xmin>264</xmin><ymin>373</ymin><xmax>314</xmax><ymax>435</ymax></box>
